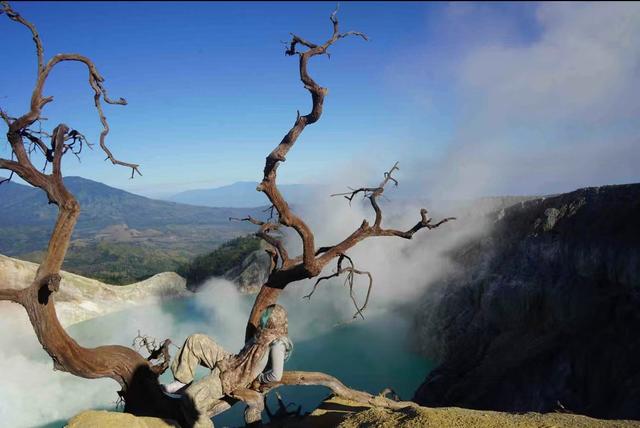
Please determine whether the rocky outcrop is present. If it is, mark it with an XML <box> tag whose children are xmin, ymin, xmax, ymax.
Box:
<box><xmin>413</xmin><ymin>184</ymin><xmax>640</xmax><ymax>419</ymax></box>
<box><xmin>0</xmin><ymin>254</ymin><xmax>190</xmax><ymax>326</ymax></box>
<box><xmin>267</xmin><ymin>396</ymin><xmax>640</xmax><ymax>427</ymax></box>
<box><xmin>67</xmin><ymin>410</ymin><xmax>179</xmax><ymax>427</ymax></box>
<box><xmin>223</xmin><ymin>248</ymin><xmax>271</xmax><ymax>294</ymax></box>
<box><xmin>67</xmin><ymin>397</ymin><xmax>640</xmax><ymax>428</ymax></box>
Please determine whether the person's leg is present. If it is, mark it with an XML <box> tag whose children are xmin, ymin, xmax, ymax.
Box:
<box><xmin>180</xmin><ymin>369</ymin><xmax>225</xmax><ymax>428</ymax></box>
<box><xmin>171</xmin><ymin>333</ymin><xmax>228</xmax><ymax>384</ymax></box>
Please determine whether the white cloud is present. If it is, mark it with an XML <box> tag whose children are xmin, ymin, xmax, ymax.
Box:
<box><xmin>390</xmin><ymin>2</ymin><xmax>640</xmax><ymax>199</ymax></box>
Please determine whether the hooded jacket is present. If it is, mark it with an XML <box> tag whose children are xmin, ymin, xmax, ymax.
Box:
<box><xmin>218</xmin><ymin>304</ymin><xmax>291</xmax><ymax>394</ymax></box>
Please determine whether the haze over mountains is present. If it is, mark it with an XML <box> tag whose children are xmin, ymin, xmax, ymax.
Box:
<box><xmin>0</xmin><ymin>175</ymin><xmax>523</xmax><ymax>284</ymax></box>
<box><xmin>167</xmin><ymin>179</ymin><xmax>430</xmax><ymax>208</ymax></box>
<box><xmin>167</xmin><ymin>181</ymin><xmax>321</xmax><ymax>207</ymax></box>
<box><xmin>0</xmin><ymin>176</ymin><xmax>263</xmax><ymax>283</ymax></box>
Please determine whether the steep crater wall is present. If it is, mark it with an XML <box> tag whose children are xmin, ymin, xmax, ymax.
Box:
<box><xmin>413</xmin><ymin>184</ymin><xmax>640</xmax><ymax>420</ymax></box>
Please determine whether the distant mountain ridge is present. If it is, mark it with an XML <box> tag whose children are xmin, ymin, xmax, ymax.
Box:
<box><xmin>168</xmin><ymin>181</ymin><xmax>323</xmax><ymax>208</ymax></box>
<box><xmin>166</xmin><ymin>179</ymin><xmax>443</xmax><ymax>208</ymax></box>
<box><xmin>0</xmin><ymin>176</ymin><xmax>264</xmax><ymax>282</ymax></box>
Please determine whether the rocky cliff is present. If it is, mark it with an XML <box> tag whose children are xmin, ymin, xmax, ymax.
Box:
<box><xmin>413</xmin><ymin>184</ymin><xmax>640</xmax><ymax>420</ymax></box>
<box><xmin>223</xmin><ymin>248</ymin><xmax>271</xmax><ymax>294</ymax></box>
<box><xmin>0</xmin><ymin>254</ymin><xmax>190</xmax><ymax>326</ymax></box>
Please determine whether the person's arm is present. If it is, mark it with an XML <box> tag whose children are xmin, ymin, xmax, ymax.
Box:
<box><xmin>257</xmin><ymin>340</ymin><xmax>286</xmax><ymax>383</ymax></box>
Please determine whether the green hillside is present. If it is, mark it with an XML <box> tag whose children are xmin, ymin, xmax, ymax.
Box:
<box><xmin>177</xmin><ymin>235</ymin><xmax>261</xmax><ymax>289</ymax></box>
<box><xmin>0</xmin><ymin>177</ymin><xmax>265</xmax><ymax>283</ymax></box>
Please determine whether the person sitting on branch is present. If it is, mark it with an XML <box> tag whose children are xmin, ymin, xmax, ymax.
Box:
<box><xmin>162</xmin><ymin>304</ymin><xmax>293</xmax><ymax>427</ymax></box>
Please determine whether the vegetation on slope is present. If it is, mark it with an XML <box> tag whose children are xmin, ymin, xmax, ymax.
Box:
<box><xmin>21</xmin><ymin>241</ymin><xmax>188</xmax><ymax>284</ymax></box>
<box><xmin>177</xmin><ymin>235</ymin><xmax>261</xmax><ymax>289</ymax></box>
<box><xmin>1</xmin><ymin>176</ymin><xmax>266</xmax><ymax>284</ymax></box>
<box><xmin>0</xmin><ymin>176</ymin><xmax>260</xmax><ymax>256</ymax></box>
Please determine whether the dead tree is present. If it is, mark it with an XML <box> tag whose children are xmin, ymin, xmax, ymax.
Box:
<box><xmin>0</xmin><ymin>0</ymin><xmax>183</xmax><ymax>422</ymax></box>
<box><xmin>231</xmin><ymin>5</ymin><xmax>454</xmax><ymax>420</ymax></box>
<box><xmin>0</xmin><ymin>2</ymin><xmax>453</xmax><ymax>425</ymax></box>
<box><xmin>241</xmin><ymin>8</ymin><xmax>454</xmax><ymax>339</ymax></box>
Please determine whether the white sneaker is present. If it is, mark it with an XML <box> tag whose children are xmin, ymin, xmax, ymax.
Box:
<box><xmin>161</xmin><ymin>380</ymin><xmax>188</xmax><ymax>397</ymax></box>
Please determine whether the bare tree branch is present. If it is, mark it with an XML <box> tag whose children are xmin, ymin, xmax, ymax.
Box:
<box><xmin>0</xmin><ymin>287</ymin><xmax>22</xmax><ymax>304</ymax></box>
<box><xmin>304</xmin><ymin>253</ymin><xmax>372</xmax><ymax>319</ymax></box>
<box><xmin>0</xmin><ymin>107</ymin><xmax>14</xmax><ymax>126</ymax></box>
<box><xmin>331</xmin><ymin>161</ymin><xmax>400</xmax><ymax>229</ymax></box>
<box><xmin>250</xmin><ymin>163</ymin><xmax>455</xmax><ymax>338</ymax></box>
<box><xmin>20</xmin><ymin>129</ymin><xmax>49</xmax><ymax>158</ymax></box>
<box><xmin>0</xmin><ymin>5</ymin><xmax>174</xmax><ymax>422</ymax></box>
<box><xmin>244</xmin><ymin>8</ymin><xmax>455</xmax><ymax>341</ymax></box>
<box><xmin>262</xmin><ymin>371</ymin><xmax>417</xmax><ymax>410</ymax></box>
<box><xmin>0</xmin><ymin>3</ymin><xmax>140</xmax><ymax>179</ymax></box>
<box><xmin>50</xmin><ymin>124</ymin><xmax>67</xmax><ymax>179</ymax></box>
<box><xmin>257</xmin><ymin>7</ymin><xmax>369</xmax><ymax>274</ymax></box>
<box><xmin>132</xmin><ymin>332</ymin><xmax>172</xmax><ymax>376</ymax></box>
<box><xmin>316</xmin><ymin>162</ymin><xmax>456</xmax><ymax>266</ymax></box>
<box><xmin>230</xmin><ymin>216</ymin><xmax>291</xmax><ymax>267</ymax></box>
<box><xmin>0</xmin><ymin>170</ymin><xmax>14</xmax><ymax>185</ymax></box>
<box><xmin>1</xmin><ymin>1</ymin><xmax>44</xmax><ymax>73</ymax></box>
<box><xmin>0</xmin><ymin>157</ymin><xmax>35</xmax><ymax>180</ymax></box>
<box><xmin>376</xmin><ymin>208</ymin><xmax>456</xmax><ymax>239</ymax></box>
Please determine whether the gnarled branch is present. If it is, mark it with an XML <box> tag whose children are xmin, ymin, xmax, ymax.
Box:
<box><xmin>257</xmin><ymin>6</ymin><xmax>369</xmax><ymax>273</ymax></box>
<box><xmin>0</xmin><ymin>287</ymin><xmax>22</xmax><ymax>304</ymax></box>
<box><xmin>132</xmin><ymin>332</ymin><xmax>172</xmax><ymax>376</ymax></box>
<box><xmin>2</xmin><ymin>0</ymin><xmax>139</xmax><ymax>180</ymax></box>
<box><xmin>261</xmin><ymin>370</ymin><xmax>417</xmax><ymax>411</ymax></box>
<box><xmin>1</xmin><ymin>1</ymin><xmax>44</xmax><ymax>73</ymax></box>
<box><xmin>245</xmin><ymin>9</ymin><xmax>454</xmax><ymax>341</ymax></box>
<box><xmin>376</xmin><ymin>208</ymin><xmax>456</xmax><ymax>239</ymax></box>
<box><xmin>0</xmin><ymin>4</ymin><xmax>177</xmax><ymax>423</ymax></box>
<box><xmin>230</xmin><ymin>216</ymin><xmax>291</xmax><ymax>268</ymax></box>
<box><xmin>304</xmin><ymin>254</ymin><xmax>372</xmax><ymax>320</ymax></box>
<box><xmin>316</xmin><ymin>162</ymin><xmax>456</xmax><ymax>267</ymax></box>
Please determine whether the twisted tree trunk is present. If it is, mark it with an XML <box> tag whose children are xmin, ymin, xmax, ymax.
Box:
<box><xmin>0</xmin><ymin>1</ymin><xmax>184</xmax><ymax>422</ymax></box>
<box><xmin>1</xmin><ymin>3</ymin><xmax>453</xmax><ymax>426</ymax></box>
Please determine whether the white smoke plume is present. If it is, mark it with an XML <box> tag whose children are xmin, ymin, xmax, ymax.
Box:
<box><xmin>427</xmin><ymin>2</ymin><xmax>640</xmax><ymax>197</ymax></box>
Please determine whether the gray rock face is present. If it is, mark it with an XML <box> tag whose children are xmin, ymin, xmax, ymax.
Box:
<box><xmin>413</xmin><ymin>184</ymin><xmax>640</xmax><ymax>420</ymax></box>
<box><xmin>223</xmin><ymin>249</ymin><xmax>271</xmax><ymax>294</ymax></box>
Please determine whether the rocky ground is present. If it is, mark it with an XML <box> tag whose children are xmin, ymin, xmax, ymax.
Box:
<box><xmin>67</xmin><ymin>397</ymin><xmax>640</xmax><ymax>428</ymax></box>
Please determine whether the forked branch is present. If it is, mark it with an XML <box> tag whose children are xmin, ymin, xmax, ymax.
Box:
<box><xmin>0</xmin><ymin>4</ymin><xmax>164</xmax><ymax>421</ymax></box>
<box><xmin>316</xmin><ymin>162</ymin><xmax>456</xmax><ymax>267</ymax></box>
<box><xmin>262</xmin><ymin>371</ymin><xmax>417</xmax><ymax>410</ymax></box>
<box><xmin>1</xmin><ymin>1</ymin><xmax>140</xmax><ymax>181</ymax></box>
<box><xmin>257</xmin><ymin>6</ymin><xmax>369</xmax><ymax>273</ymax></box>
<box><xmin>246</xmin><ymin>10</ymin><xmax>454</xmax><ymax>338</ymax></box>
<box><xmin>304</xmin><ymin>254</ymin><xmax>372</xmax><ymax>320</ymax></box>
<box><xmin>230</xmin><ymin>216</ymin><xmax>291</xmax><ymax>268</ymax></box>
<box><xmin>132</xmin><ymin>332</ymin><xmax>172</xmax><ymax>376</ymax></box>
<box><xmin>331</xmin><ymin>161</ymin><xmax>400</xmax><ymax>229</ymax></box>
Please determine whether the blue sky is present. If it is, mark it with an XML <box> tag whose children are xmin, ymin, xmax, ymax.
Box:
<box><xmin>2</xmin><ymin>2</ymin><xmax>638</xmax><ymax>198</ymax></box>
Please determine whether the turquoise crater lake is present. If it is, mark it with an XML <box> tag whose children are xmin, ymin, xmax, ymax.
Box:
<box><xmin>68</xmin><ymin>287</ymin><xmax>433</xmax><ymax>427</ymax></box>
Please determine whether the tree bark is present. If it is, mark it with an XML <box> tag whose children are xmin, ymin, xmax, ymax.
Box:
<box><xmin>1</xmin><ymin>1</ymin><xmax>180</xmax><ymax>421</ymax></box>
<box><xmin>1</xmin><ymin>3</ymin><xmax>454</xmax><ymax>425</ymax></box>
